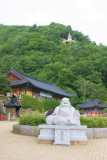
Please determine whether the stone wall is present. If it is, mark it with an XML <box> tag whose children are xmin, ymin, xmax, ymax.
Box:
<box><xmin>12</xmin><ymin>124</ymin><xmax>107</xmax><ymax>139</ymax></box>
<box><xmin>103</xmin><ymin>113</ymin><xmax>107</xmax><ymax>117</ymax></box>
<box><xmin>5</xmin><ymin>108</ymin><xmax>16</xmax><ymax>120</ymax></box>
<box><xmin>20</xmin><ymin>108</ymin><xmax>41</xmax><ymax>115</ymax></box>
<box><xmin>12</xmin><ymin>124</ymin><xmax>40</xmax><ymax>137</ymax></box>
<box><xmin>0</xmin><ymin>100</ymin><xmax>4</xmax><ymax>112</ymax></box>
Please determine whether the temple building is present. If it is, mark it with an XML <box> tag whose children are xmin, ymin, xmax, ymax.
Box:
<box><xmin>77</xmin><ymin>100</ymin><xmax>107</xmax><ymax>117</ymax></box>
<box><xmin>6</xmin><ymin>68</ymin><xmax>74</xmax><ymax>101</ymax></box>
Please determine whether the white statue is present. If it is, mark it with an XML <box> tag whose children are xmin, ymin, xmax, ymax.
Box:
<box><xmin>46</xmin><ymin>98</ymin><xmax>80</xmax><ymax>126</ymax></box>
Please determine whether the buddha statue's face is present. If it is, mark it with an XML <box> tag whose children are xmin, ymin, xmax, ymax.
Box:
<box><xmin>60</xmin><ymin>98</ymin><xmax>70</xmax><ymax>108</ymax></box>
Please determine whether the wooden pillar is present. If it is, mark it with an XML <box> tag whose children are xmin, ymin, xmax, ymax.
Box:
<box><xmin>19</xmin><ymin>88</ymin><xmax>21</xmax><ymax>95</ymax></box>
<box><xmin>32</xmin><ymin>90</ymin><xmax>34</xmax><ymax>97</ymax></box>
<box><xmin>87</xmin><ymin>110</ymin><xmax>88</xmax><ymax>116</ymax></box>
<box><xmin>25</xmin><ymin>88</ymin><xmax>26</xmax><ymax>94</ymax></box>
<box><xmin>91</xmin><ymin>109</ymin><xmax>92</xmax><ymax>117</ymax></box>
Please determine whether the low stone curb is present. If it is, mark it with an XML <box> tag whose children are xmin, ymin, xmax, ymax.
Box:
<box><xmin>12</xmin><ymin>124</ymin><xmax>107</xmax><ymax>139</ymax></box>
<box><xmin>12</xmin><ymin>124</ymin><xmax>40</xmax><ymax>137</ymax></box>
<box><xmin>86</xmin><ymin>128</ymin><xmax>107</xmax><ymax>138</ymax></box>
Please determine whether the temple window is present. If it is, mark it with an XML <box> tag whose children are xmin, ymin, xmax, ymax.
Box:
<box><xmin>40</xmin><ymin>92</ymin><xmax>52</xmax><ymax>100</ymax></box>
<box><xmin>92</xmin><ymin>110</ymin><xmax>95</xmax><ymax>113</ymax></box>
<box><xmin>57</xmin><ymin>99</ymin><xmax>61</xmax><ymax>102</ymax></box>
<box><xmin>97</xmin><ymin>110</ymin><xmax>99</xmax><ymax>113</ymax></box>
<box><xmin>45</xmin><ymin>97</ymin><xmax>51</xmax><ymax>100</ymax></box>
<box><xmin>21</xmin><ymin>90</ymin><xmax>25</xmax><ymax>94</ymax></box>
<box><xmin>100</xmin><ymin>110</ymin><xmax>103</xmax><ymax>113</ymax></box>
<box><xmin>84</xmin><ymin>110</ymin><xmax>87</xmax><ymax>114</ymax></box>
<box><xmin>33</xmin><ymin>92</ymin><xmax>39</xmax><ymax>98</ymax></box>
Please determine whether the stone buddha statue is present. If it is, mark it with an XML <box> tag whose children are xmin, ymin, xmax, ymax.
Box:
<box><xmin>46</xmin><ymin>98</ymin><xmax>80</xmax><ymax>126</ymax></box>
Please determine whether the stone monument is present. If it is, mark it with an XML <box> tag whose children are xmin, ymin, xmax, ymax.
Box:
<box><xmin>4</xmin><ymin>95</ymin><xmax>22</xmax><ymax>119</ymax></box>
<box><xmin>38</xmin><ymin>98</ymin><xmax>87</xmax><ymax>146</ymax></box>
<box><xmin>46</xmin><ymin>98</ymin><xmax>80</xmax><ymax>126</ymax></box>
<box><xmin>63</xmin><ymin>33</ymin><xmax>75</xmax><ymax>43</ymax></box>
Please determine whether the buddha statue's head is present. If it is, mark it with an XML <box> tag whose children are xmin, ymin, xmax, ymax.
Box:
<box><xmin>60</xmin><ymin>97</ymin><xmax>71</xmax><ymax>108</ymax></box>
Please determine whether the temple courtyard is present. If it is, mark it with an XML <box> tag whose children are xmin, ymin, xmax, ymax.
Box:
<box><xmin>0</xmin><ymin>121</ymin><xmax>107</xmax><ymax>160</ymax></box>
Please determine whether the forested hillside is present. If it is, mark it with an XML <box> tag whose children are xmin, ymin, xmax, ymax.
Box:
<box><xmin>0</xmin><ymin>22</ymin><xmax>107</xmax><ymax>105</ymax></box>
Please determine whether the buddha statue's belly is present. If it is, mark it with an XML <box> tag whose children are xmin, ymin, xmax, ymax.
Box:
<box><xmin>58</xmin><ymin>108</ymin><xmax>72</xmax><ymax>117</ymax></box>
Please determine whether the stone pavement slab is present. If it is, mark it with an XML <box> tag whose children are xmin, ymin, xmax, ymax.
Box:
<box><xmin>0</xmin><ymin>121</ymin><xmax>107</xmax><ymax>160</ymax></box>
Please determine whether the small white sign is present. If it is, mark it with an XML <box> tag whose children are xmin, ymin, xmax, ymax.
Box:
<box><xmin>40</xmin><ymin>92</ymin><xmax>52</xmax><ymax>98</ymax></box>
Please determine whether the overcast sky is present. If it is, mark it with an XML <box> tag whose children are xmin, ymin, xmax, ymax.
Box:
<box><xmin>0</xmin><ymin>0</ymin><xmax>107</xmax><ymax>46</ymax></box>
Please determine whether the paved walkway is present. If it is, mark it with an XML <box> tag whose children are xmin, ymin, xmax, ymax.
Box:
<box><xmin>0</xmin><ymin>121</ymin><xmax>107</xmax><ymax>160</ymax></box>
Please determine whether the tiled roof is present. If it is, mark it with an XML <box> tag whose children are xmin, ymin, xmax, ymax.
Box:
<box><xmin>77</xmin><ymin>100</ymin><xmax>107</xmax><ymax>109</ymax></box>
<box><xmin>7</xmin><ymin>69</ymin><xmax>25</xmax><ymax>80</ymax></box>
<box><xmin>8</xmin><ymin>69</ymin><xmax>74</xmax><ymax>97</ymax></box>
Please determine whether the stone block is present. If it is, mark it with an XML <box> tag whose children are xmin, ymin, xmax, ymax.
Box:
<box><xmin>102</xmin><ymin>128</ymin><xmax>107</xmax><ymax>138</ymax></box>
<box><xmin>12</xmin><ymin>124</ymin><xmax>21</xmax><ymax>134</ymax></box>
<box><xmin>33</xmin><ymin>126</ymin><xmax>40</xmax><ymax>137</ymax></box>
<box><xmin>94</xmin><ymin>128</ymin><xmax>107</xmax><ymax>138</ymax></box>
<box><xmin>86</xmin><ymin>128</ymin><xmax>94</xmax><ymax>139</ymax></box>
<box><xmin>21</xmin><ymin>125</ymin><xmax>34</xmax><ymax>136</ymax></box>
<box><xmin>54</xmin><ymin>129</ymin><xmax>70</xmax><ymax>146</ymax></box>
<box><xmin>6</xmin><ymin>108</ymin><xmax>16</xmax><ymax>119</ymax></box>
<box><xmin>38</xmin><ymin>125</ymin><xmax>87</xmax><ymax>146</ymax></box>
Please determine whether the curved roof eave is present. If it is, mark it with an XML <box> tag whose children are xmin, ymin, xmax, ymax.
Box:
<box><xmin>10</xmin><ymin>80</ymin><xmax>74</xmax><ymax>97</ymax></box>
<box><xmin>9</xmin><ymin>79</ymin><xmax>28</xmax><ymax>87</ymax></box>
<box><xmin>29</xmin><ymin>81</ymin><xmax>74</xmax><ymax>97</ymax></box>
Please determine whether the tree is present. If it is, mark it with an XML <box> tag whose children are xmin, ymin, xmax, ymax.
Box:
<box><xmin>86</xmin><ymin>71</ymin><xmax>103</xmax><ymax>84</ymax></box>
<box><xmin>37</xmin><ymin>62</ymin><xmax>66</xmax><ymax>84</ymax></box>
<box><xmin>0</xmin><ymin>22</ymin><xmax>107</xmax><ymax>102</ymax></box>
<box><xmin>0</xmin><ymin>74</ymin><xmax>11</xmax><ymax>95</ymax></box>
<box><xmin>0</xmin><ymin>55</ymin><xmax>18</xmax><ymax>74</ymax></box>
<box><xmin>57</xmin><ymin>68</ymin><xmax>76</xmax><ymax>88</ymax></box>
<box><xmin>74</xmin><ymin>77</ymin><xmax>105</xmax><ymax>102</ymax></box>
<box><xmin>29</xmin><ymin>24</ymin><xmax>38</xmax><ymax>32</ymax></box>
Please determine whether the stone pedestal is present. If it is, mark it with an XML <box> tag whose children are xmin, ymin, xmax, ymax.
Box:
<box><xmin>5</xmin><ymin>108</ymin><xmax>16</xmax><ymax>120</ymax></box>
<box><xmin>38</xmin><ymin>125</ymin><xmax>87</xmax><ymax>146</ymax></box>
<box><xmin>54</xmin><ymin>129</ymin><xmax>70</xmax><ymax>146</ymax></box>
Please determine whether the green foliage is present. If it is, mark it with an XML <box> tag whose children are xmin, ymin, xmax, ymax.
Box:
<box><xmin>19</xmin><ymin>113</ymin><xmax>107</xmax><ymax>127</ymax></box>
<box><xmin>19</xmin><ymin>114</ymin><xmax>46</xmax><ymax>126</ymax></box>
<box><xmin>41</xmin><ymin>99</ymin><xmax>60</xmax><ymax>111</ymax></box>
<box><xmin>103</xmin><ymin>108</ymin><xmax>107</xmax><ymax>113</ymax></box>
<box><xmin>22</xmin><ymin>94</ymin><xmax>44</xmax><ymax>113</ymax></box>
<box><xmin>0</xmin><ymin>74</ymin><xmax>11</xmax><ymax>95</ymax></box>
<box><xmin>0</xmin><ymin>107</ymin><xmax>4</xmax><ymax>114</ymax></box>
<box><xmin>80</xmin><ymin>117</ymin><xmax>107</xmax><ymax>128</ymax></box>
<box><xmin>74</xmin><ymin>76</ymin><xmax>105</xmax><ymax>102</ymax></box>
<box><xmin>0</xmin><ymin>22</ymin><xmax>107</xmax><ymax>104</ymax></box>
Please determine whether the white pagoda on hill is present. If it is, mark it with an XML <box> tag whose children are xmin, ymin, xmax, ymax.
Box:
<box><xmin>63</xmin><ymin>33</ymin><xmax>75</xmax><ymax>43</ymax></box>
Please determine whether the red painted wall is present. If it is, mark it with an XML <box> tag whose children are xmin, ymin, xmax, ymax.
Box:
<box><xmin>7</xmin><ymin>73</ymin><xmax>20</xmax><ymax>82</ymax></box>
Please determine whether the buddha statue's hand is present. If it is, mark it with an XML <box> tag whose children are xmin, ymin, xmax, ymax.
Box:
<box><xmin>73</xmin><ymin>110</ymin><xmax>80</xmax><ymax>120</ymax></box>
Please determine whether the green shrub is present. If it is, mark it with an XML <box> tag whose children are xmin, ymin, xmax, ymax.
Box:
<box><xmin>19</xmin><ymin>113</ymin><xmax>107</xmax><ymax>127</ymax></box>
<box><xmin>80</xmin><ymin>117</ymin><xmax>107</xmax><ymax>128</ymax></box>
<box><xmin>22</xmin><ymin>94</ymin><xmax>44</xmax><ymax>113</ymax></box>
<box><xmin>103</xmin><ymin>108</ymin><xmax>107</xmax><ymax>113</ymax></box>
<box><xmin>41</xmin><ymin>99</ymin><xmax>60</xmax><ymax>111</ymax></box>
<box><xmin>19</xmin><ymin>114</ymin><xmax>46</xmax><ymax>126</ymax></box>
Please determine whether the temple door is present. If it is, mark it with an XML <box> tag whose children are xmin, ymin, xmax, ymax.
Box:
<box><xmin>95</xmin><ymin>109</ymin><xmax>97</xmax><ymax>117</ymax></box>
<box><xmin>88</xmin><ymin>110</ymin><xmax>91</xmax><ymax>117</ymax></box>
